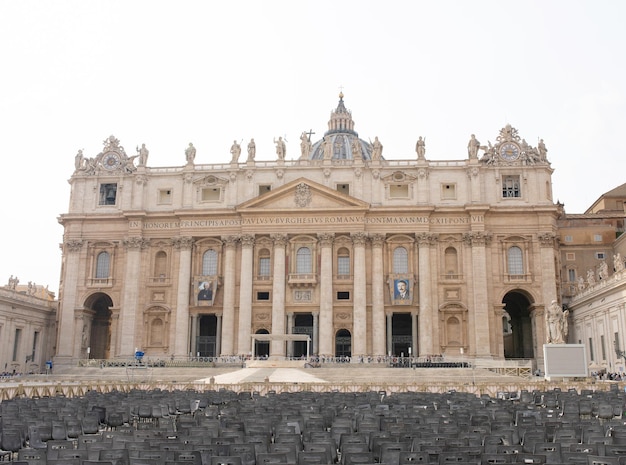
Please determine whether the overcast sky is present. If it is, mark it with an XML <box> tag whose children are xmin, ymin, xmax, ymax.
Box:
<box><xmin>1</xmin><ymin>0</ymin><xmax>624</xmax><ymax>295</ymax></box>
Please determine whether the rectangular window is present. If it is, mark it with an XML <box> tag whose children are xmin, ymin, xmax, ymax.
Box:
<box><xmin>389</xmin><ymin>184</ymin><xmax>409</xmax><ymax>199</ymax></box>
<box><xmin>594</xmin><ymin>234</ymin><xmax>603</xmax><ymax>242</ymax></box>
<box><xmin>12</xmin><ymin>328</ymin><xmax>21</xmax><ymax>362</ymax></box>
<box><xmin>566</xmin><ymin>253</ymin><xmax>575</xmax><ymax>261</ymax></box>
<box><xmin>601</xmin><ymin>335</ymin><xmax>606</xmax><ymax>361</ymax></box>
<box><xmin>259</xmin><ymin>185</ymin><xmax>272</xmax><ymax>195</ymax></box>
<box><xmin>337</xmin><ymin>291</ymin><xmax>350</xmax><ymax>300</ymax></box>
<box><xmin>259</xmin><ymin>257</ymin><xmax>271</xmax><ymax>277</ymax></box>
<box><xmin>568</xmin><ymin>269</ymin><xmax>576</xmax><ymax>282</ymax></box>
<box><xmin>596</xmin><ymin>252</ymin><xmax>606</xmax><ymax>260</ymax></box>
<box><xmin>99</xmin><ymin>183</ymin><xmax>117</xmax><ymax>205</ymax></box>
<box><xmin>158</xmin><ymin>189</ymin><xmax>172</xmax><ymax>204</ymax></box>
<box><xmin>615</xmin><ymin>332</ymin><xmax>620</xmax><ymax>353</ymax></box>
<box><xmin>441</xmin><ymin>183</ymin><xmax>456</xmax><ymax>200</ymax></box>
<box><xmin>337</xmin><ymin>256</ymin><xmax>350</xmax><ymax>276</ymax></box>
<box><xmin>502</xmin><ymin>176</ymin><xmax>521</xmax><ymax>198</ymax></box>
<box><xmin>564</xmin><ymin>235</ymin><xmax>573</xmax><ymax>243</ymax></box>
<box><xmin>201</xmin><ymin>188</ymin><xmax>221</xmax><ymax>202</ymax></box>
<box><xmin>589</xmin><ymin>337</ymin><xmax>594</xmax><ymax>361</ymax></box>
<box><xmin>257</xmin><ymin>291</ymin><xmax>270</xmax><ymax>301</ymax></box>
<box><xmin>336</xmin><ymin>184</ymin><xmax>350</xmax><ymax>195</ymax></box>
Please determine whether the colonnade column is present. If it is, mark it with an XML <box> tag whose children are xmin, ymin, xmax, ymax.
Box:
<box><xmin>464</xmin><ymin>231</ymin><xmax>492</xmax><ymax>356</ymax></box>
<box><xmin>370</xmin><ymin>234</ymin><xmax>386</xmax><ymax>357</ymax></box>
<box><xmin>215</xmin><ymin>315</ymin><xmax>222</xmax><ymax>356</ymax></box>
<box><xmin>386</xmin><ymin>313</ymin><xmax>393</xmax><ymax>356</ymax></box>
<box><xmin>173</xmin><ymin>236</ymin><xmax>194</xmax><ymax>358</ymax></box>
<box><xmin>220</xmin><ymin>236</ymin><xmax>238</xmax><ymax>356</ymax></box>
<box><xmin>190</xmin><ymin>315</ymin><xmax>197</xmax><ymax>356</ymax></box>
<box><xmin>352</xmin><ymin>232</ymin><xmax>367</xmax><ymax>358</ymax></box>
<box><xmin>237</xmin><ymin>235</ymin><xmax>254</xmax><ymax>356</ymax></box>
<box><xmin>286</xmin><ymin>313</ymin><xmax>294</xmax><ymax>357</ymax></box>
<box><xmin>417</xmin><ymin>233</ymin><xmax>434</xmax><ymax>356</ymax></box>
<box><xmin>412</xmin><ymin>313</ymin><xmax>418</xmax><ymax>356</ymax></box>
<box><xmin>57</xmin><ymin>240</ymin><xmax>84</xmax><ymax>363</ymax></box>
<box><xmin>270</xmin><ymin>234</ymin><xmax>287</xmax><ymax>357</ymax></box>
<box><xmin>318</xmin><ymin>233</ymin><xmax>334</xmax><ymax>357</ymax></box>
<box><xmin>312</xmin><ymin>312</ymin><xmax>319</xmax><ymax>355</ymax></box>
<box><xmin>119</xmin><ymin>237</ymin><xmax>147</xmax><ymax>357</ymax></box>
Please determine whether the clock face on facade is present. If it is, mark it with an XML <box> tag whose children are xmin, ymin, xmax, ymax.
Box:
<box><xmin>500</xmin><ymin>142</ymin><xmax>520</xmax><ymax>161</ymax></box>
<box><xmin>102</xmin><ymin>151</ymin><xmax>121</xmax><ymax>170</ymax></box>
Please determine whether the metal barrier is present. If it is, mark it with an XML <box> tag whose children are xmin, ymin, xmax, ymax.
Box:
<box><xmin>0</xmin><ymin>378</ymin><xmax>616</xmax><ymax>402</ymax></box>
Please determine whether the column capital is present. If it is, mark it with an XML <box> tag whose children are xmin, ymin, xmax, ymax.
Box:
<box><xmin>172</xmin><ymin>236</ymin><xmax>194</xmax><ymax>250</ymax></box>
<box><xmin>462</xmin><ymin>231</ymin><xmax>492</xmax><ymax>246</ymax></box>
<box><xmin>222</xmin><ymin>235</ymin><xmax>239</xmax><ymax>249</ymax></box>
<box><xmin>64</xmin><ymin>239</ymin><xmax>84</xmax><ymax>252</ymax></box>
<box><xmin>351</xmin><ymin>231</ymin><xmax>368</xmax><ymax>246</ymax></box>
<box><xmin>318</xmin><ymin>232</ymin><xmax>335</xmax><ymax>247</ymax></box>
<box><xmin>240</xmin><ymin>234</ymin><xmax>255</xmax><ymax>248</ymax></box>
<box><xmin>271</xmin><ymin>233</ymin><xmax>288</xmax><ymax>247</ymax></box>
<box><xmin>122</xmin><ymin>236</ymin><xmax>150</xmax><ymax>249</ymax></box>
<box><xmin>370</xmin><ymin>233</ymin><xmax>386</xmax><ymax>248</ymax></box>
<box><xmin>416</xmin><ymin>232</ymin><xmax>438</xmax><ymax>246</ymax></box>
<box><xmin>537</xmin><ymin>232</ymin><xmax>557</xmax><ymax>247</ymax></box>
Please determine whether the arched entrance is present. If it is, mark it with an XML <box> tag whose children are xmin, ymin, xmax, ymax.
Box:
<box><xmin>502</xmin><ymin>291</ymin><xmax>534</xmax><ymax>359</ymax></box>
<box><xmin>335</xmin><ymin>329</ymin><xmax>351</xmax><ymax>358</ymax></box>
<box><xmin>255</xmin><ymin>329</ymin><xmax>270</xmax><ymax>358</ymax></box>
<box><xmin>197</xmin><ymin>314</ymin><xmax>218</xmax><ymax>357</ymax></box>
<box><xmin>85</xmin><ymin>293</ymin><xmax>113</xmax><ymax>360</ymax></box>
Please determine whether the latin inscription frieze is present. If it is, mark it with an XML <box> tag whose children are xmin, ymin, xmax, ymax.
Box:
<box><xmin>129</xmin><ymin>214</ymin><xmax>483</xmax><ymax>230</ymax></box>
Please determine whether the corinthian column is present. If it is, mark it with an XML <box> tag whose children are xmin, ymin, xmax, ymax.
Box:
<box><xmin>463</xmin><ymin>231</ymin><xmax>492</xmax><ymax>356</ymax></box>
<box><xmin>220</xmin><ymin>236</ymin><xmax>238</xmax><ymax>356</ymax></box>
<box><xmin>237</xmin><ymin>235</ymin><xmax>254</xmax><ymax>356</ymax></box>
<box><xmin>318</xmin><ymin>233</ymin><xmax>334</xmax><ymax>357</ymax></box>
<box><xmin>352</xmin><ymin>232</ymin><xmax>367</xmax><ymax>358</ymax></box>
<box><xmin>119</xmin><ymin>236</ymin><xmax>149</xmax><ymax>357</ymax></box>
<box><xmin>370</xmin><ymin>234</ymin><xmax>386</xmax><ymax>357</ymax></box>
<box><xmin>57</xmin><ymin>240</ymin><xmax>83</xmax><ymax>363</ymax></box>
<box><xmin>173</xmin><ymin>236</ymin><xmax>194</xmax><ymax>357</ymax></box>
<box><xmin>417</xmin><ymin>233</ymin><xmax>435</xmax><ymax>356</ymax></box>
<box><xmin>538</xmin><ymin>232</ymin><xmax>559</xmax><ymax>346</ymax></box>
<box><xmin>270</xmin><ymin>234</ymin><xmax>288</xmax><ymax>357</ymax></box>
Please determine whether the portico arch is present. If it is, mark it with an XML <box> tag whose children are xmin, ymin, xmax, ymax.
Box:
<box><xmin>83</xmin><ymin>292</ymin><xmax>113</xmax><ymax>360</ymax></box>
<box><xmin>502</xmin><ymin>290</ymin><xmax>535</xmax><ymax>359</ymax></box>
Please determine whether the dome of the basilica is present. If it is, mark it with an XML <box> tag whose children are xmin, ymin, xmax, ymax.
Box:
<box><xmin>306</xmin><ymin>93</ymin><xmax>376</xmax><ymax>161</ymax></box>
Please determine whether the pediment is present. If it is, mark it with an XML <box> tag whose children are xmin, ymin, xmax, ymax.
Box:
<box><xmin>381</xmin><ymin>171</ymin><xmax>418</xmax><ymax>183</ymax></box>
<box><xmin>237</xmin><ymin>178</ymin><xmax>370</xmax><ymax>212</ymax></box>
<box><xmin>193</xmin><ymin>174</ymin><xmax>229</xmax><ymax>187</ymax></box>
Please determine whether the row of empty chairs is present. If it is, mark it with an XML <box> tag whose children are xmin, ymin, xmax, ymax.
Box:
<box><xmin>2</xmin><ymin>387</ymin><xmax>626</xmax><ymax>465</ymax></box>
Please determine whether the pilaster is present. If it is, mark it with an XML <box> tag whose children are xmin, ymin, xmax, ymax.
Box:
<box><xmin>220</xmin><ymin>235</ymin><xmax>238</xmax><ymax>356</ymax></box>
<box><xmin>318</xmin><ymin>232</ymin><xmax>334</xmax><ymax>356</ymax></box>
<box><xmin>173</xmin><ymin>236</ymin><xmax>194</xmax><ymax>357</ymax></box>
<box><xmin>237</xmin><ymin>235</ymin><xmax>254</xmax><ymax>355</ymax></box>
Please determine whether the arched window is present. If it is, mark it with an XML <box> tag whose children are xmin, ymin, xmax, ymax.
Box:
<box><xmin>95</xmin><ymin>252</ymin><xmax>110</xmax><ymax>279</ymax></box>
<box><xmin>154</xmin><ymin>251</ymin><xmax>167</xmax><ymax>278</ymax></box>
<box><xmin>393</xmin><ymin>247</ymin><xmax>408</xmax><ymax>274</ymax></box>
<box><xmin>507</xmin><ymin>246</ymin><xmax>524</xmax><ymax>275</ymax></box>
<box><xmin>258</xmin><ymin>248</ymin><xmax>271</xmax><ymax>278</ymax></box>
<box><xmin>337</xmin><ymin>247</ymin><xmax>350</xmax><ymax>277</ymax></box>
<box><xmin>444</xmin><ymin>247</ymin><xmax>458</xmax><ymax>277</ymax></box>
<box><xmin>202</xmin><ymin>249</ymin><xmax>218</xmax><ymax>276</ymax></box>
<box><xmin>296</xmin><ymin>247</ymin><xmax>312</xmax><ymax>274</ymax></box>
